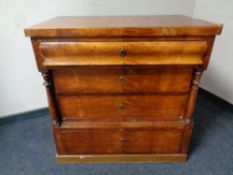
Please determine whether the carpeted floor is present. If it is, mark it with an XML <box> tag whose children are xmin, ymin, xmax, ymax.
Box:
<box><xmin>0</xmin><ymin>89</ymin><xmax>233</xmax><ymax>175</ymax></box>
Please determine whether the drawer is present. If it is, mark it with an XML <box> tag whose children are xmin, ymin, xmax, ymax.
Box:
<box><xmin>57</xmin><ymin>94</ymin><xmax>188</xmax><ymax>120</ymax></box>
<box><xmin>41</xmin><ymin>41</ymin><xmax>206</xmax><ymax>67</ymax></box>
<box><xmin>53</xmin><ymin>66</ymin><xmax>193</xmax><ymax>94</ymax></box>
<box><xmin>53</xmin><ymin>121</ymin><xmax>189</xmax><ymax>155</ymax></box>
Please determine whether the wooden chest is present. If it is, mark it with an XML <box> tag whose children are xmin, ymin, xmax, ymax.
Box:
<box><xmin>24</xmin><ymin>15</ymin><xmax>222</xmax><ymax>163</ymax></box>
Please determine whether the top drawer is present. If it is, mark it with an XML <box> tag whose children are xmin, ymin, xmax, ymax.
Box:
<box><xmin>40</xmin><ymin>41</ymin><xmax>207</xmax><ymax>67</ymax></box>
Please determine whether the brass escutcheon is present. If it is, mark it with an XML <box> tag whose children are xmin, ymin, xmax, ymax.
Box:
<box><xmin>119</xmin><ymin>48</ymin><xmax>126</xmax><ymax>57</ymax></box>
<box><xmin>120</xmin><ymin>138</ymin><xmax>125</xmax><ymax>144</ymax></box>
<box><xmin>119</xmin><ymin>75</ymin><xmax>125</xmax><ymax>85</ymax></box>
<box><xmin>119</xmin><ymin>103</ymin><xmax>125</xmax><ymax>111</ymax></box>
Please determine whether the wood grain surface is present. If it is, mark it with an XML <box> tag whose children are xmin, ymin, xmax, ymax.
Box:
<box><xmin>41</xmin><ymin>41</ymin><xmax>206</xmax><ymax>66</ymax></box>
<box><xmin>53</xmin><ymin>66</ymin><xmax>193</xmax><ymax>94</ymax></box>
<box><xmin>24</xmin><ymin>15</ymin><xmax>222</xmax><ymax>37</ymax></box>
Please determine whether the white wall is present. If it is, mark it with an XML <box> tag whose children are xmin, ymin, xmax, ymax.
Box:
<box><xmin>194</xmin><ymin>0</ymin><xmax>233</xmax><ymax>104</ymax></box>
<box><xmin>0</xmin><ymin>0</ymin><xmax>195</xmax><ymax>117</ymax></box>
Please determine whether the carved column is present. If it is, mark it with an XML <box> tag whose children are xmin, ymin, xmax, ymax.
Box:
<box><xmin>42</xmin><ymin>71</ymin><xmax>62</xmax><ymax>126</ymax></box>
<box><xmin>184</xmin><ymin>66</ymin><xmax>203</xmax><ymax>119</ymax></box>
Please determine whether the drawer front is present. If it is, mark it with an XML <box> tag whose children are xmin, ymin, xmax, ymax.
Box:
<box><xmin>122</xmin><ymin>129</ymin><xmax>182</xmax><ymax>154</ymax></box>
<box><xmin>53</xmin><ymin>66</ymin><xmax>193</xmax><ymax>94</ymax></box>
<box><xmin>41</xmin><ymin>41</ymin><xmax>206</xmax><ymax>67</ymax></box>
<box><xmin>53</xmin><ymin>124</ymin><xmax>186</xmax><ymax>155</ymax></box>
<box><xmin>57</xmin><ymin>94</ymin><xmax>188</xmax><ymax>120</ymax></box>
<box><xmin>54</xmin><ymin>129</ymin><xmax>122</xmax><ymax>154</ymax></box>
<box><xmin>54</xmin><ymin>67</ymin><xmax>122</xmax><ymax>94</ymax></box>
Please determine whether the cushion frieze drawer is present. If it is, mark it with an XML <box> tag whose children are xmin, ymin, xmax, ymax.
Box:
<box><xmin>41</xmin><ymin>41</ymin><xmax>206</xmax><ymax>67</ymax></box>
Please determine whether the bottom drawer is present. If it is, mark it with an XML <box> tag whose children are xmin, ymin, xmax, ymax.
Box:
<box><xmin>53</xmin><ymin>121</ymin><xmax>192</xmax><ymax>155</ymax></box>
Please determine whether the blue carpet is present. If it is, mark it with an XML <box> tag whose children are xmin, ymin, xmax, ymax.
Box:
<box><xmin>0</xmin><ymin>89</ymin><xmax>233</xmax><ymax>175</ymax></box>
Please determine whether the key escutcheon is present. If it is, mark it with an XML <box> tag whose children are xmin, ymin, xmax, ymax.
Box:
<box><xmin>119</xmin><ymin>103</ymin><xmax>125</xmax><ymax>112</ymax></box>
<box><xmin>119</xmin><ymin>48</ymin><xmax>126</xmax><ymax>57</ymax></box>
<box><xmin>119</xmin><ymin>75</ymin><xmax>125</xmax><ymax>85</ymax></box>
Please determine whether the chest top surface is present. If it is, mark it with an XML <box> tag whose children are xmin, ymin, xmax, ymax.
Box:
<box><xmin>24</xmin><ymin>15</ymin><xmax>222</xmax><ymax>37</ymax></box>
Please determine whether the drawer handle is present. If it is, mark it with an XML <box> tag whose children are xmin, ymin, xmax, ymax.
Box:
<box><xmin>119</xmin><ymin>75</ymin><xmax>125</xmax><ymax>85</ymax></box>
<box><xmin>119</xmin><ymin>103</ymin><xmax>125</xmax><ymax>111</ymax></box>
<box><xmin>120</xmin><ymin>48</ymin><xmax>126</xmax><ymax>57</ymax></box>
<box><xmin>120</xmin><ymin>138</ymin><xmax>125</xmax><ymax>144</ymax></box>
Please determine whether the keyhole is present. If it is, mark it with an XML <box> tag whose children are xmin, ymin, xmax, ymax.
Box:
<box><xmin>120</xmin><ymin>48</ymin><xmax>126</xmax><ymax>57</ymax></box>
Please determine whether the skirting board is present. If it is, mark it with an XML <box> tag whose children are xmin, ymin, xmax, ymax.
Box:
<box><xmin>56</xmin><ymin>154</ymin><xmax>187</xmax><ymax>164</ymax></box>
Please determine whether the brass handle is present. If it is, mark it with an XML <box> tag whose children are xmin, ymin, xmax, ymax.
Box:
<box><xmin>120</xmin><ymin>48</ymin><xmax>126</xmax><ymax>57</ymax></box>
<box><xmin>119</xmin><ymin>103</ymin><xmax>125</xmax><ymax>112</ymax></box>
<box><xmin>120</xmin><ymin>138</ymin><xmax>125</xmax><ymax>144</ymax></box>
<box><xmin>119</xmin><ymin>75</ymin><xmax>125</xmax><ymax>85</ymax></box>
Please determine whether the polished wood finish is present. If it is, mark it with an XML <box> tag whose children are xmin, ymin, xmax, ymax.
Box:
<box><xmin>57</xmin><ymin>94</ymin><xmax>188</xmax><ymax>120</ymax></box>
<box><xmin>41</xmin><ymin>71</ymin><xmax>62</xmax><ymax>126</ymax></box>
<box><xmin>184</xmin><ymin>66</ymin><xmax>203</xmax><ymax>119</ymax></box>
<box><xmin>59</xmin><ymin>120</ymin><xmax>190</xmax><ymax>129</ymax></box>
<box><xmin>54</xmin><ymin>128</ymin><xmax>182</xmax><ymax>154</ymax></box>
<box><xmin>24</xmin><ymin>15</ymin><xmax>222</xmax><ymax>37</ymax></box>
<box><xmin>41</xmin><ymin>41</ymin><xmax>206</xmax><ymax>66</ymax></box>
<box><xmin>25</xmin><ymin>15</ymin><xmax>222</xmax><ymax>163</ymax></box>
<box><xmin>53</xmin><ymin>120</ymin><xmax>190</xmax><ymax>155</ymax></box>
<box><xmin>56</xmin><ymin>154</ymin><xmax>187</xmax><ymax>164</ymax></box>
<box><xmin>53</xmin><ymin>66</ymin><xmax>193</xmax><ymax>94</ymax></box>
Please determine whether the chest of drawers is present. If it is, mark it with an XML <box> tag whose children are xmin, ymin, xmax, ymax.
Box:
<box><xmin>25</xmin><ymin>15</ymin><xmax>222</xmax><ymax>163</ymax></box>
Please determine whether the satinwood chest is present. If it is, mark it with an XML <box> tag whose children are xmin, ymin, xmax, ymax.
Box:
<box><xmin>24</xmin><ymin>15</ymin><xmax>222</xmax><ymax>163</ymax></box>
